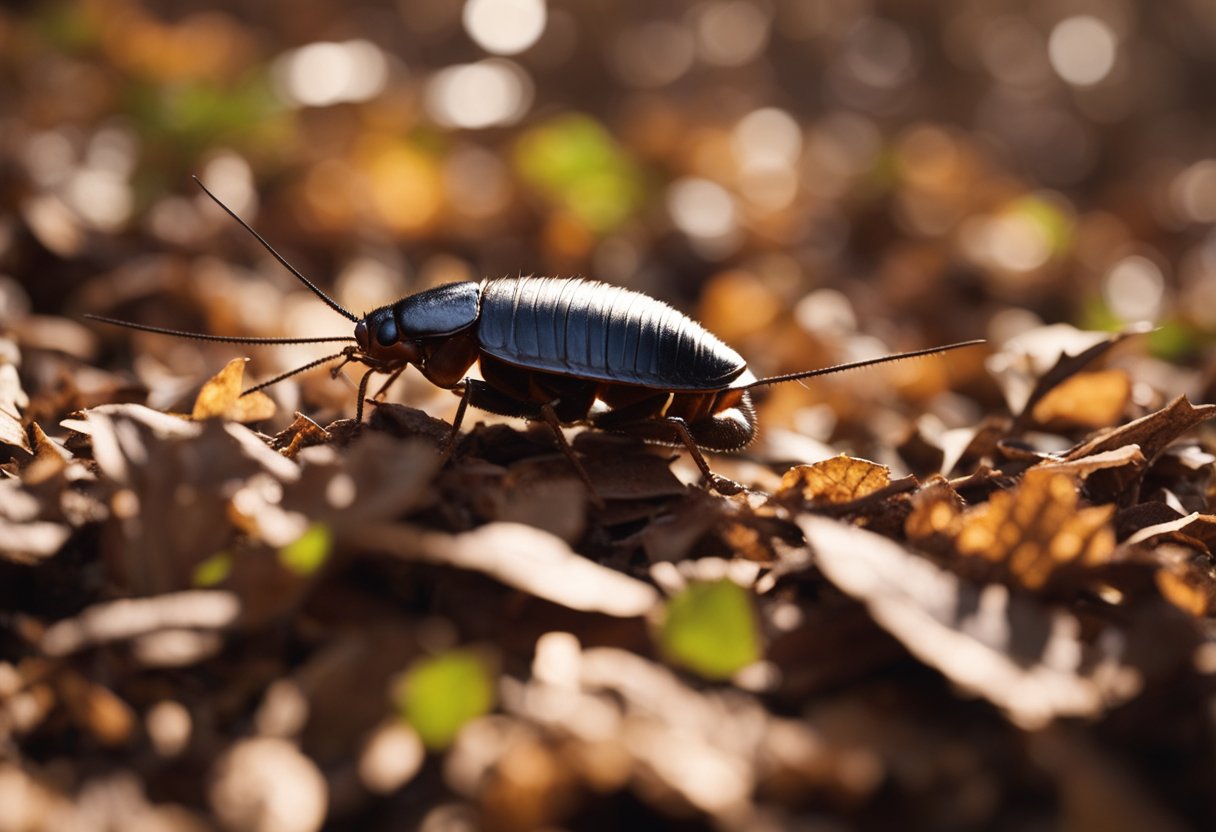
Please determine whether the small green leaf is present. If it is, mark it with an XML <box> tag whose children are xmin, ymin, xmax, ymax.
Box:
<box><xmin>278</xmin><ymin>523</ymin><xmax>332</xmax><ymax>576</ymax></box>
<box><xmin>395</xmin><ymin>650</ymin><xmax>495</xmax><ymax>750</ymax></box>
<box><xmin>192</xmin><ymin>552</ymin><xmax>233</xmax><ymax>587</ymax></box>
<box><xmin>659</xmin><ymin>580</ymin><xmax>760</xmax><ymax>680</ymax></box>
<box><xmin>513</xmin><ymin>113</ymin><xmax>645</xmax><ymax>233</ymax></box>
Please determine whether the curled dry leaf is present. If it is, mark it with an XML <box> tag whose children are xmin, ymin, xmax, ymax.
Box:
<box><xmin>778</xmin><ymin>455</ymin><xmax>890</xmax><ymax>505</ymax></box>
<box><xmin>191</xmin><ymin>358</ymin><xmax>276</xmax><ymax>423</ymax></box>
<box><xmin>1032</xmin><ymin>444</ymin><xmax>1145</xmax><ymax>479</ymax></box>
<box><xmin>956</xmin><ymin>470</ymin><xmax>1115</xmax><ymax>589</ymax></box>
<box><xmin>1064</xmin><ymin>396</ymin><xmax>1216</xmax><ymax>464</ymax></box>
<box><xmin>800</xmin><ymin>515</ymin><xmax>1144</xmax><ymax>730</ymax></box>
<box><xmin>344</xmin><ymin>521</ymin><xmax>659</xmax><ymax>617</ymax></box>
<box><xmin>989</xmin><ymin>323</ymin><xmax>1142</xmax><ymax>425</ymax></box>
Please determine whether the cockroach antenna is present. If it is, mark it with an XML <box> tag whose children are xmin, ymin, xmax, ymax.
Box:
<box><xmin>190</xmin><ymin>176</ymin><xmax>360</xmax><ymax>323</ymax></box>
<box><xmin>89</xmin><ymin>178</ymin><xmax>986</xmax><ymax>497</ymax></box>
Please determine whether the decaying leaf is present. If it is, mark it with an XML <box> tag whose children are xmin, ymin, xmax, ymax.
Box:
<box><xmin>1032</xmin><ymin>444</ymin><xmax>1145</xmax><ymax>479</ymax></box>
<box><xmin>1030</xmin><ymin>369</ymin><xmax>1131</xmax><ymax>431</ymax></box>
<box><xmin>989</xmin><ymin>323</ymin><xmax>1143</xmax><ymax>424</ymax></box>
<box><xmin>904</xmin><ymin>476</ymin><xmax>966</xmax><ymax>547</ymax></box>
<box><xmin>191</xmin><ymin>358</ymin><xmax>276</xmax><ymax>422</ymax></box>
<box><xmin>956</xmin><ymin>470</ymin><xmax>1115</xmax><ymax>589</ymax></box>
<box><xmin>778</xmin><ymin>455</ymin><xmax>890</xmax><ymax>504</ymax></box>
<box><xmin>1065</xmin><ymin>396</ymin><xmax>1216</xmax><ymax>464</ymax></box>
<box><xmin>344</xmin><ymin>521</ymin><xmax>659</xmax><ymax>617</ymax></box>
<box><xmin>800</xmin><ymin>515</ymin><xmax>1144</xmax><ymax>730</ymax></box>
<box><xmin>1153</xmin><ymin>545</ymin><xmax>1216</xmax><ymax>617</ymax></box>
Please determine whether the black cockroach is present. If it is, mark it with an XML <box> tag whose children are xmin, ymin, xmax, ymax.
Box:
<box><xmin>89</xmin><ymin>179</ymin><xmax>982</xmax><ymax>493</ymax></box>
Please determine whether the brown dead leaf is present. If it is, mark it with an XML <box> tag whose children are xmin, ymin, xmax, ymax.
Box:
<box><xmin>800</xmin><ymin>515</ymin><xmax>1144</xmax><ymax>729</ymax></box>
<box><xmin>1030</xmin><ymin>369</ymin><xmax>1131</xmax><ymax>431</ymax></box>
<box><xmin>904</xmin><ymin>476</ymin><xmax>965</xmax><ymax>548</ymax></box>
<box><xmin>0</xmin><ymin>361</ymin><xmax>29</xmax><ymax>455</ymax></box>
<box><xmin>778</xmin><ymin>455</ymin><xmax>890</xmax><ymax>504</ymax></box>
<box><xmin>990</xmin><ymin>323</ymin><xmax>1144</xmax><ymax>428</ymax></box>
<box><xmin>344</xmin><ymin>521</ymin><xmax>659</xmax><ymax>617</ymax></box>
<box><xmin>1153</xmin><ymin>545</ymin><xmax>1216</xmax><ymax>617</ymax></box>
<box><xmin>1064</xmin><ymin>396</ymin><xmax>1216</xmax><ymax>464</ymax></box>
<box><xmin>1032</xmin><ymin>444</ymin><xmax>1145</xmax><ymax>479</ymax></box>
<box><xmin>191</xmin><ymin>358</ymin><xmax>276</xmax><ymax>422</ymax></box>
<box><xmin>56</xmin><ymin>670</ymin><xmax>137</xmax><ymax>746</ymax></box>
<box><xmin>956</xmin><ymin>470</ymin><xmax>1115</xmax><ymax>589</ymax></box>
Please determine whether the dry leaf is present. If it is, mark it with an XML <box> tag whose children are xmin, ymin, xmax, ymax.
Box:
<box><xmin>904</xmin><ymin>476</ymin><xmax>965</xmax><ymax>546</ymax></box>
<box><xmin>56</xmin><ymin>670</ymin><xmax>136</xmax><ymax>746</ymax></box>
<box><xmin>1030</xmin><ymin>369</ymin><xmax>1131</xmax><ymax>430</ymax></box>
<box><xmin>1032</xmin><ymin>445</ymin><xmax>1145</xmax><ymax>479</ymax></box>
<box><xmin>191</xmin><ymin>358</ymin><xmax>276</xmax><ymax>422</ymax></box>
<box><xmin>956</xmin><ymin>470</ymin><xmax>1115</xmax><ymax>589</ymax></box>
<box><xmin>800</xmin><ymin>515</ymin><xmax>1144</xmax><ymax>729</ymax></box>
<box><xmin>1064</xmin><ymin>396</ymin><xmax>1216</xmax><ymax>464</ymax></box>
<box><xmin>779</xmin><ymin>455</ymin><xmax>890</xmax><ymax>504</ymax></box>
<box><xmin>345</xmin><ymin>522</ymin><xmax>659</xmax><ymax>617</ymax></box>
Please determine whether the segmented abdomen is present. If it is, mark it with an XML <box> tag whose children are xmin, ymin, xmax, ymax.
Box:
<box><xmin>477</xmin><ymin>277</ymin><xmax>746</xmax><ymax>390</ymax></box>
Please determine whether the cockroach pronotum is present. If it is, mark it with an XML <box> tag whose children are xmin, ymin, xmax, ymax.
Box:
<box><xmin>89</xmin><ymin>179</ymin><xmax>983</xmax><ymax>495</ymax></box>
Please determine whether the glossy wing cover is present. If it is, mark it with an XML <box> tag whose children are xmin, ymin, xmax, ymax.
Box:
<box><xmin>477</xmin><ymin>277</ymin><xmax>746</xmax><ymax>390</ymax></box>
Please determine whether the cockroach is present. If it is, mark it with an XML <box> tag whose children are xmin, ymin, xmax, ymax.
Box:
<box><xmin>89</xmin><ymin>179</ymin><xmax>983</xmax><ymax>494</ymax></box>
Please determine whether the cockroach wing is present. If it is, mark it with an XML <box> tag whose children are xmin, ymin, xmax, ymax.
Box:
<box><xmin>477</xmin><ymin>277</ymin><xmax>747</xmax><ymax>391</ymax></box>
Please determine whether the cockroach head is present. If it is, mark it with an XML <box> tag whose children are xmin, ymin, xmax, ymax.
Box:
<box><xmin>356</xmin><ymin>307</ymin><xmax>420</xmax><ymax>364</ymax></box>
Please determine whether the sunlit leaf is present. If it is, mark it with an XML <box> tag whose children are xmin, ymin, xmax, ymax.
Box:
<box><xmin>659</xmin><ymin>580</ymin><xmax>760</xmax><ymax>680</ymax></box>
<box><xmin>778</xmin><ymin>455</ymin><xmax>890</xmax><ymax>505</ymax></box>
<box><xmin>278</xmin><ymin>523</ymin><xmax>332</xmax><ymax>576</ymax></box>
<box><xmin>395</xmin><ymin>650</ymin><xmax>495</xmax><ymax>750</ymax></box>
<box><xmin>956</xmin><ymin>470</ymin><xmax>1115</xmax><ymax>589</ymax></box>
<box><xmin>191</xmin><ymin>358</ymin><xmax>276</xmax><ymax>422</ymax></box>
<box><xmin>1030</xmin><ymin>369</ymin><xmax>1130</xmax><ymax>430</ymax></box>
<box><xmin>801</xmin><ymin>515</ymin><xmax>1147</xmax><ymax>730</ymax></box>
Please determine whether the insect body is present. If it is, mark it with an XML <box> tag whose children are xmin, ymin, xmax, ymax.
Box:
<box><xmin>89</xmin><ymin>180</ymin><xmax>982</xmax><ymax>494</ymax></box>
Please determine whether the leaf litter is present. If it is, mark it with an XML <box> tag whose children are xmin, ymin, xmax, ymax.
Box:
<box><xmin>6</xmin><ymin>306</ymin><xmax>1216</xmax><ymax>832</ymax></box>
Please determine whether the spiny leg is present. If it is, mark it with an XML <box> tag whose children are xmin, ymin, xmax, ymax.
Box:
<box><xmin>540</xmin><ymin>402</ymin><xmax>605</xmax><ymax>508</ymax></box>
<box><xmin>354</xmin><ymin>367</ymin><xmax>376</xmax><ymax>422</ymax></box>
<box><xmin>441</xmin><ymin>380</ymin><xmax>476</xmax><ymax>461</ymax></box>
<box><xmin>656</xmin><ymin>416</ymin><xmax>745</xmax><ymax>495</ymax></box>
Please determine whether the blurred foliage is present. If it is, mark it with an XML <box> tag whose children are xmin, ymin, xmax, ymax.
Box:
<box><xmin>5</xmin><ymin>1</ymin><xmax>1216</xmax><ymax>830</ymax></box>
<box><xmin>395</xmin><ymin>649</ymin><xmax>496</xmax><ymax>750</ymax></box>
<box><xmin>659</xmin><ymin>579</ymin><xmax>760</xmax><ymax>680</ymax></box>
<box><xmin>278</xmin><ymin>522</ymin><xmax>332</xmax><ymax>576</ymax></box>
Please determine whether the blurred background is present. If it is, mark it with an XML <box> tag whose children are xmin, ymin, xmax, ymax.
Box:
<box><xmin>2</xmin><ymin>0</ymin><xmax>1216</xmax><ymax>436</ymax></box>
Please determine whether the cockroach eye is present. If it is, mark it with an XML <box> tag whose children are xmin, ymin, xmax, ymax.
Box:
<box><xmin>376</xmin><ymin>318</ymin><xmax>398</xmax><ymax>346</ymax></box>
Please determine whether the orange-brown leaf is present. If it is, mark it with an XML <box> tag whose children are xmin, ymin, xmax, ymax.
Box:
<box><xmin>905</xmin><ymin>477</ymin><xmax>965</xmax><ymax>545</ymax></box>
<box><xmin>1030</xmin><ymin>369</ymin><xmax>1131</xmax><ymax>430</ymax></box>
<box><xmin>1064</xmin><ymin>395</ymin><xmax>1216</xmax><ymax>463</ymax></box>
<box><xmin>956</xmin><ymin>470</ymin><xmax>1115</xmax><ymax>589</ymax></box>
<box><xmin>779</xmin><ymin>455</ymin><xmax>890</xmax><ymax>505</ymax></box>
<box><xmin>191</xmin><ymin>358</ymin><xmax>276</xmax><ymax>423</ymax></box>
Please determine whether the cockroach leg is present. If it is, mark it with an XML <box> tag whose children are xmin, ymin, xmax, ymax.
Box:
<box><xmin>662</xmin><ymin>416</ymin><xmax>745</xmax><ymax>495</ymax></box>
<box><xmin>541</xmin><ymin>402</ymin><xmax>605</xmax><ymax>508</ymax></box>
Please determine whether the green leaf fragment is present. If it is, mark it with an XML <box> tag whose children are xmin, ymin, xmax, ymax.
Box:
<box><xmin>192</xmin><ymin>552</ymin><xmax>233</xmax><ymax>587</ymax></box>
<box><xmin>396</xmin><ymin>650</ymin><xmax>495</xmax><ymax>750</ymax></box>
<box><xmin>659</xmin><ymin>579</ymin><xmax>760</xmax><ymax>680</ymax></box>
<box><xmin>278</xmin><ymin>523</ymin><xmax>332</xmax><ymax>576</ymax></box>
